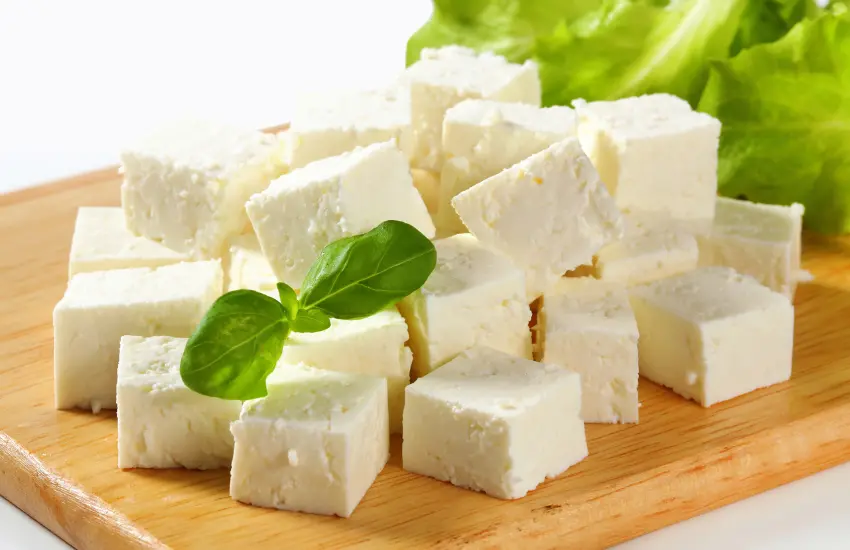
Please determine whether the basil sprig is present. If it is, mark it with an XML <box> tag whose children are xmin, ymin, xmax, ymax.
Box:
<box><xmin>299</xmin><ymin>219</ymin><xmax>436</xmax><ymax>319</ymax></box>
<box><xmin>180</xmin><ymin>290</ymin><xmax>290</xmax><ymax>400</ymax></box>
<box><xmin>276</xmin><ymin>282</ymin><xmax>299</xmax><ymax>322</ymax></box>
<box><xmin>180</xmin><ymin>220</ymin><xmax>436</xmax><ymax>400</ymax></box>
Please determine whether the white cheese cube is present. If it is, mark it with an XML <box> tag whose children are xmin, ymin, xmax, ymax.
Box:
<box><xmin>438</xmin><ymin>100</ymin><xmax>576</xmax><ymax>235</ymax></box>
<box><xmin>399</xmin><ymin>234</ymin><xmax>532</xmax><ymax>379</ymax></box>
<box><xmin>121</xmin><ymin>120</ymin><xmax>287</xmax><ymax>259</ymax></box>
<box><xmin>629</xmin><ymin>267</ymin><xmax>794</xmax><ymax>407</ymax></box>
<box><xmin>283</xmin><ymin>310</ymin><xmax>410</xmax><ymax>378</ymax></box>
<box><xmin>594</xmin><ymin>212</ymin><xmax>699</xmax><ymax>286</ymax></box>
<box><xmin>403</xmin><ymin>46</ymin><xmax>540</xmax><ymax>171</ymax></box>
<box><xmin>69</xmin><ymin>207</ymin><xmax>189</xmax><ymax>277</ymax></box>
<box><xmin>117</xmin><ymin>336</ymin><xmax>241</xmax><ymax>469</ymax></box>
<box><xmin>287</xmin><ymin>88</ymin><xmax>413</xmax><ymax>169</ymax></box>
<box><xmin>225</xmin><ymin>233</ymin><xmax>277</xmax><ymax>294</ymax></box>
<box><xmin>246</xmin><ymin>141</ymin><xmax>435</xmax><ymax>289</ymax></box>
<box><xmin>403</xmin><ymin>347</ymin><xmax>587</xmax><ymax>499</ymax></box>
<box><xmin>280</xmin><ymin>309</ymin><xmax>412</xmax><ymax>434</ymax></box>
<box><xmin>452</xmin><ymin>138</ymin><xmax>624</xmax><ymax>299</ymax></box>
<box><xmin>698</xmin><ymin>197</ymin><xmax>806</xmax><ymax>299</ymax></box>
<box><xmin>576</xmin><ymin>94</ymin><xmax>721</xmax><ymax>230</ymax></box>
<box><xmin>230</xmin><ymin>364</ymin><xmax>389</xmax><ymax>517</ymax></box>
<box><xmin>540</xmin><ymin>278</ymin><xmax>639</xmax><ymax>423</ymax></box>
<box><xmin>53</xmin><ymin>261</ymin><xmax>222</xmax><ymax>411</ymax></box>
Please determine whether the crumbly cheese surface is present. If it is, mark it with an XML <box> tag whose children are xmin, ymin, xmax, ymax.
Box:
<box><xmin>287</xmin><ymin>88</ymin><xmax>413</xmax><ymax>169</ymax></box>
<box><xmin>399</xmin><ymin>234</ymin><xmax>532</xmax><ymax>379</ymax></box>
<box><xmin>445</xmin><ymin>99</ymin><xmax>573</xmax><ymax>134</ymax></box>
<box><xmin>540</xmin><ymin>278</ymin><xmax>639</xmax><ymax>423</ymax></box>
<box><xmin>225</xmin><ymin>232</ymin><xmax>277</xmax><ymax>293</ymax></box>
<box><xmin>68</xmin><ymin>207</ymin><xmax>189</xmax><ymax>277</ymax></box>
<box><xmin>403</xmin><ymin>347</ymin><xmax>587</xmax><ymax>499</ymax></box>
<box><xmin>438</xmin><ymin>100</ymin><xmax>576</xmax><ymax>235</ymax></box>
<box><xmin>281</xmin><ymin>308</ymin><xmax>412</xmax><ymax>434</ymax></box>
<box><xmin>403</xmin><ymin>46</ymin><xmax>541</xmax><ymax>171</ymax></box>
<box><xmin>282</xmin><ymin>309</ymin><xmax>410</xmax><ymax>377</ymax></box>
<box><xmin>577</xmin><ymin>94</ymin><xmax>695</xmax><ymax>139</ymax></box>
<box><xmin>595</xmin><ymin>212</ymin><xmax>699</xmax><ymax>286</ymax></box>
<box><xmin>628</xmin><ymin>267</ymin><xmax>794</xmax><ymax>407</ymax></box>
<box><xmin>121</xmin><ymin>120</ymin><xmax>287</xmax><ymax>259</ymax></box>
<box><xmin>576</xmin><ymin>94</ymin><xmax>720</xmax><ymax>229</ymax></box>
<box><xmin>698</xmin><ymin>197</ymin><xmax>806</xmax><ymax>299</ymax></box>
<box><xmin>452</xmin><ymin>138</ymin><xmax>623</xmax><ymax>299</ymax></box>
<box><xmin>246</xmin><ymin>141</ymin><xmax>435</xmax><ymax>289</ymax></box>
<box><xmin>116</xmin><ymin>336</ymin><xmax>241</xmax><ymax>469</ymax></box>
<box><xmin>230</xmin><ymin>364</ymin><xmax>388</xmax><ymax>517</ymax></box>
<box><xmin>53</xmin><ymin>261</ymin><xmax>222</xmax><ymax>411</ymax></box>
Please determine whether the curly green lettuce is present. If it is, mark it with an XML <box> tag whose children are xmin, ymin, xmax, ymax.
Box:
<box><xmin>408</xmin><ymin>0</ymin><xmax>823</xmax><ymax>104</ymax></box>
<box><xmin>700</xmin><ymin>5</ymin><xmax>850</xmax><ymax>233</ymax></box>
<box><xmin>730</xmin><ymin>0</ymin><xmax>823</xmax><ymax>55</ymax></box>
<box><xmin>406</xmin><ymin>0</ymin><xmax>601</xmax><ymax>67</ymax></box>
<box><xmin>410</xmin><ymin>0</ymin><xmax>758</xmax><ymax>106</ymax></box>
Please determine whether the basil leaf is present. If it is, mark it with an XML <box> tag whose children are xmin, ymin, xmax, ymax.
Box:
<box><xmin>276</xmin><ymin>282</ymin><xmax>298</xmax><ymax>321</ymax></box>
<box><xmin>292</xmin><ymin>308</ymin><xmax>331</xmax><ymax>333</ymax></box>
<box><xmin>299</xmin><ymin>220</ymin><xmax>437</xmax><ymax>319</ymax></box>
<box><xmin>180</xmin><ymin>290</ymin><xmax>289</xmax><ymax>400</ymax></box>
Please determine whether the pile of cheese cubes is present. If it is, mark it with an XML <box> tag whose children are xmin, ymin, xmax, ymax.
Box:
<box><xmin>53</xmin><ymin>45</ymin><xmax>806</xmax><ymax>517</ymax></box>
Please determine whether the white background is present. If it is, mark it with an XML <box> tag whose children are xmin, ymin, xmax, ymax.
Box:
<box><xmin>1</xmin><ymin>1</ymin><xmax>849</xmax><ymax>549</ymax></box>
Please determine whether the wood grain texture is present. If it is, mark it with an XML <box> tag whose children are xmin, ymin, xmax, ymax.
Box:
<box><xmin>2</xmin><ymin>160</ymin><xmax>850</xmax><ymax>549</ymax></box>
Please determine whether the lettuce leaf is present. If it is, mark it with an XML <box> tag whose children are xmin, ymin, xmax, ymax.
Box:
<box><xmin>542</xmin><ymin>0</ymin><xmax>752</xmax><ymax>106</ymax></box>
<box><xmin>408</xmin><ymin>0</ymin><xmax>750</xmax><ymax>106</ymax></box>
<box><xmin>405</xmin><ymin>0</ymin><xmax>601</xmax><ymax>66</ymax></box>
<box><xmin>699</xmin><ymin>5</ymin><xmax>850</xmax><ymax>233</ymax></box>
<box><xmin>730</xmin><ymin>0</ymin><xmax>822</xmax><ymax>55</ymax></box>
<box><xmin>407</xmin><ymin>0</ymin><xmax>826</xmax><ymax>102</ymax></box>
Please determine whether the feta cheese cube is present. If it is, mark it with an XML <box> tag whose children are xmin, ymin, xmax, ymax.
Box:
<box><xmin>53</xmin><ymin>261</ymin><xmax>222</xmax><ymax>411</ymax></box>
<box><xmin>230</xmin><ymin>364</ymin><xmax>389</xmax><ymax>517</ymax></box>
<box><xmin>69</xmin><ymin>207</ymin><xmax>189</xmax><ymax>277</ymax></box>
<box><xmin>399</xmin><ymin>234</ymin><xmax>532</xmax><ymax>379</ymax></box>
<box><xmin>404</xmin><ymin>46</ymin><xmax>540</xmax><ymax>171</ymax></box>
<box><xmin>280</xmin><ymin>309</ymin><xmax>412</xmax><ymax>434</ymax></box>
<box><xmin>116</xmin><ymin>336</ymin><xmax>241</xmax><ymax>469</ymax></box>
<box><xmin>247</xmin><ymin>141</ymin><xmax>435</xmax><ymax>289</ymax></box>
<box><xmin>225</xmin><ymin>233</ymin><xmax>277</xmax><ymax>295</ymax></box>
<box><xmin>121</xmin><ymin>120</ymin><xmax>287</xmax><ymax>259</ymax></box>
<box><xmin>403</xmin><ymin>346</ymin><xmax>587</xmax><ymax>499</ymax></box>
<box><xmin>287</xmin><ymin>88</ymin><xmax>413</xmax><ymax>169</ymax></box>
<box><xmin>438</xmin><ymin>100</ymin><xmax>576</xmax><ymax>235</ymax></box>
<box><xmin>539</xmin><ymin>278</ymin><xmax>639</xmax><ymax>423</ymax></box>
<box><xmin>698</xmin><ymin>197</ymin><xmax>806</xmax><ymax>299</ymax></box>
<box><xmin>629</xmin><ymin>267</ymin><xmax>794</xmax><ymax>407</ymax></box>
<box><xmin>594</xmin><ymin>212</ymin><xmax>699</xmax><ymax>286</ymax></box>
<box><xmin>452</xmin><ymin>138</ymin><xmax>624</xmax><ymax>299</ymax></box>
<box><xmin>576</xmin><ymin>94</ymin><xmax>721</xmax><ymax>229</ymax></box>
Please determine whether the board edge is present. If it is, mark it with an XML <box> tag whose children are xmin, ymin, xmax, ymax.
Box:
<box><xmin>0</xmin><ymin>432</ymin><xmax>168</xmax><ymax>550</ymax></box>
<box><xmin>5</xmin><ymin>396</ymin><xmax>849</xmax><ymax>550</ymax></box>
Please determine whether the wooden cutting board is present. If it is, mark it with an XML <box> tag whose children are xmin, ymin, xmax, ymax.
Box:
<box><xmin>2</xmin><ymin>155</ymin><xmax>850</xmax><ymax>550</ymax></box>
